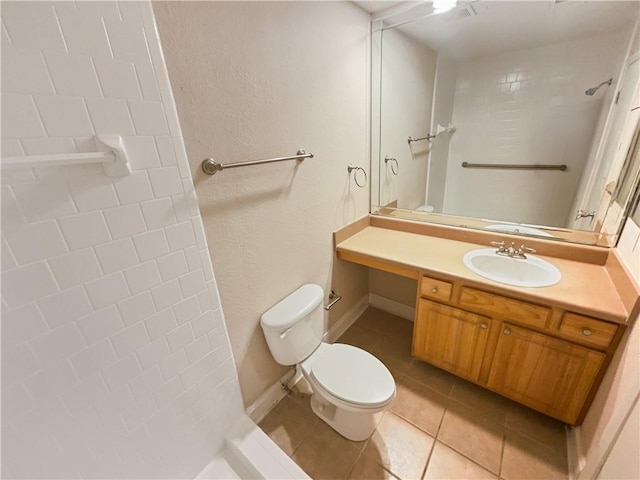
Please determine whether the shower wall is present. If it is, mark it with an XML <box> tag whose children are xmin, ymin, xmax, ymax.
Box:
<box><xmin>1</xmin><ymin>2</ymin><xmax>242</xmax><ymax>478</ymax></box>
<box><xmin>441</xmin><ymin>32</ymin><xmax>628</xmax><ymax>226</ymax></box>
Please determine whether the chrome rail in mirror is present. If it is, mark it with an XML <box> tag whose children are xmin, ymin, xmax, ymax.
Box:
<box><xmin>369</xmin><ymin>1</ymin><xmax>640</xmax><ymax>246</ymax></box>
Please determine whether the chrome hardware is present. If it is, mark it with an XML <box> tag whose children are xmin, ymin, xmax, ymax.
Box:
<box><xmin>462</xmin><ymin>162</ymin><xmax>567</xmax><ymax>171</ymax></box>
<box><xmin>385</xmin><ymin>156</ymin><xmax>399</xmax><ymax>175</ymax></box>
<box><xmin>408</xmin><ymin>134</ymin><xmax>436</xmax><ymax>144</ymax></box>
<box><xmin>324</xmin><ymin>290</ymin><xmax>342</xmax><ymax>311</ymax></box>
<box><xmin>347</xmin><ymin>164</ymin><xmax>367</xmax><ymax>188</ymax></box>
<box><xmin>491</xmin><ymin>241</ymin><xmax>536</xmax><ymax>259</ymax></box>
<box><xmin>480</xmin><ymin>322</ymin><xmax>488</xmax><ymax>329</ymax></box>
<box><xmin>503</xmin><ymin>328</ymin><xmax>511</xmax><ymax>336</ymax></box>
<box><xmin>575</xmin><ymin>209</ymin><xmax>596</xmax><ymax>221</ymax></box>
<box><xmin>582</xmin><ymin>328</ymin><xmax>593</xmax><ymax>337</ymax></box>
<box><xmin>431</xmin><ymin>287</ymin><xmax>438</xmax><ymax>294</ymax></box>
<box><xmin>201</xmin><ymin>149</ymin><xmax>314</xmax><ymax>176</ymax></box>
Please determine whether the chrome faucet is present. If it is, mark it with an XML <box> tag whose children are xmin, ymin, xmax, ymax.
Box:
<box><xmin>490</xmin><ymin>241</ymin><xmax>536</xmax><ymax>259</ymax></box>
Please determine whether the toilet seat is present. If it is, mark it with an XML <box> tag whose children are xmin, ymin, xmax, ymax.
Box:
<box><xmin>306</xmin><ymin>343</ymin><xmax>395</xmax><ymax>409</ymax></box>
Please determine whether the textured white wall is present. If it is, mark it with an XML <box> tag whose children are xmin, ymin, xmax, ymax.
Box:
<box><xmin>1</xmin><ymin>2</ymin><xmax>243</xmax><ymax>478</ymax></box>
<box><xmin>443</xmin><ymin>33</ymin><xmax>628</xmax><ymax>226</ymax></box>
<box><xmin>379</xmin><ymin>28</ymin><xmax>437</xmax><ymax>209</ymax></box>
<box><xmin>574</xmin><ymin>217</ymin><xmax>640</xmax><ymax>479</ymax></box>
<box><xmin>152</xmin><ymin>1</ymin><xmax>371</xmax><ymax>407</ymax></box>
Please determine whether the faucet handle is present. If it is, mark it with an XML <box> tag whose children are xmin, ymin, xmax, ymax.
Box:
<box><xmin>520</xmin><ymin>244</ymin><xmax>536</xmax><ymax>254</ymax></box>
<box><xmin>490</xmin><ymin>241</ymin><xmax>505</xmax><ymax>248</ymax></box>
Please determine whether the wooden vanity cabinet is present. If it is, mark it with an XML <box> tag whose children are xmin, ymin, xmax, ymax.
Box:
<box><xmin>487</xmin><ymin>324</ymin><xmax>605</xmax><ymax>423</ymax></box>
<box><xmin>413</xmin><ymin>299</ymin><xmax>491</xmax><ymax>383</ymax></box>
<box><xmin>412</xmin><ymin>275</ymin><xmax>622</xmax><ymax>425</ymax></box>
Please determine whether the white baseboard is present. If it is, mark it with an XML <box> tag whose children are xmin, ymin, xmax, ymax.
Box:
<box><xmin>566</xmin><ymin>425</ymin><xmax>585</xmax><ymax>480</ymax></box>
<box><xmin>245</xmin><ymin>368</ymin><xmax>295</xmax><ymax>424</ymax></box>
<box><xmin>324</xmin><ymin>293</ymin><xmax>370</xmax><ymax>343</ymax></box>
<box><xmin>369</xmin><ymin>293</ymin><xmax>415</xmax><ymax>321</ymax></box>
<box><xmin>246</xmin><ymin>293</ymin><xmax>370</xmax><ymax>423</ymax></box>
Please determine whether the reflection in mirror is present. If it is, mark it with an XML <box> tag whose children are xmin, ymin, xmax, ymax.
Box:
<box><xmin>601</xmin><ymin>116</ymin><xmax>640</xmax><ymax>237</ymax></box>
<box><xmin>371</xmin><ymin>1</ymin><xmax>640</xmax><ymax>246</ymax></box>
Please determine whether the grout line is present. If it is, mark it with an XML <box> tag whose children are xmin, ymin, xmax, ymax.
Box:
<box><xmin>101</xmin><ymin>17</ymin><xmax>115</xmax><ymax>60</ymax></box>
<box><xmin>498</xmin><ymin>428</ymin><xmax>506</xmax><ymax>479</ymax></box>
<box><xmin>50</xmin><ymin>5</ymin><xmax>69</xmax><ymax>53</ymax></box>
<box><xmin>2</xmin><ymin>19</ymin><xmax>13</xmax><ymax>45</ymax></box>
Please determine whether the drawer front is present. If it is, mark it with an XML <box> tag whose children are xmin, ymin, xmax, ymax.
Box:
<box><xmin>459</xmin><ymin>287</ymin><xmax>550</xmax><ymax>329</ymax></box>
<box><xmin>559</xmin><ymin>313</ymin><xmax>618</xmax><ymax>349</ymax></box>
<box><xmin>420</xmin><ymin>275</ymin><xmax>453</xmax><ymax>302</ymax></box>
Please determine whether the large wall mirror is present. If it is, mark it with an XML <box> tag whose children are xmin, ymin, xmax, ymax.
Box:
<box><xmin>369</xmin><ymin>1</ymin><xmax>640</xmax><ymax>246</ymax></box>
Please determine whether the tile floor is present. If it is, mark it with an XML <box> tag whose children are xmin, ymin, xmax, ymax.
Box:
<box><xmin>259</xmin><ymin>307</ymin><xmax>569</xmax><ymax>480</ymax></box>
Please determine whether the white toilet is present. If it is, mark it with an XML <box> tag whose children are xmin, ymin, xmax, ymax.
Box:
<box><xmin>260</xmin><ymin>284</ymin><xmax>396</xmax><ymax>441</ymax></box>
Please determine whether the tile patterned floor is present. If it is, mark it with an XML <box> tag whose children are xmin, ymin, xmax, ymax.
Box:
<box><xmin>259</xmin><ymin>307</ymin><xmax>569</xmax><ymax>480</ymax></box>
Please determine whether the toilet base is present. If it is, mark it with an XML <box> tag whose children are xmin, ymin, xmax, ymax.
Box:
<box><xmin>309</xmin><ymin>391</ymin><xmax>383</xmax><ymax>441</ymax></box>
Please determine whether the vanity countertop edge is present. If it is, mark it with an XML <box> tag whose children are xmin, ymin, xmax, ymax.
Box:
<box><xmin>335</xmin><ymin>216</ymin><xmax>640</xmax><ymax>325</ymax></box>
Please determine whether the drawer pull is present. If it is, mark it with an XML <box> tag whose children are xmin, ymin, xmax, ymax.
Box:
<box><xmin>431</xmin><ymin>287</ymin><xmax>438</xmax><ymax>294</ymax></box>
<box><xmin>582</xmin><ymin>328</ymin><xmax>592</xmax><ymax>337</ymax></box>
<box><xmin>503</xmin><ymin>328</ymin><xmax>511</xmax><ymax>336</ymax></box>
<box><xmin>480</xmin><ymin>322</ymin><xmax>488</xmax><ymax>329</ymax></box>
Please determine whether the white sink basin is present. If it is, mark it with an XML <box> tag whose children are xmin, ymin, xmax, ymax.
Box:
<box><xmin>463</xmin><ymin>248</ymin><xmax>561</xmax><ymax>288</ymax></box>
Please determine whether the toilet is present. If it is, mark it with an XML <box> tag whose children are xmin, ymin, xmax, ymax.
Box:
<box><xmin>415</xmin><ymin>204</ymin><xmax>434</xmax><ymax>212</ymax></box>
<box><xmin>260</xmin><ymin>284</ymin><xmax>396</xmax><ymax>441</ymax></box>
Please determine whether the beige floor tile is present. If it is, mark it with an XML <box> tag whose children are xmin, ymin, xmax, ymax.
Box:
<box><xmin>391</xmin><ymin>377</ymin><xmax>448</xmax><ymax>436</ymax></box>
<box><xmin>449</xmin><ymin>379</ymin><xmax>512</xmax><ymax>425</ymax></box>
<box><xmin>356</xmin><ymin>308</ymin><xmax>415</xmax><ymax>344</ymax></box>
<box><xmin>363</xmin><ymin>412</ymin><xmax>434</xmax><ymax>480</ymax></box>
<box><xmin>291</xmin><ymin>420</ymin><xmax>363</xmax><ymax>480</ymax></box>
<box><xmin>501</xmin><ymin>429</ymin><xmax>568</xmax><ymax>480</ymax></box>
<box><xmin>424</xmin><ymin>441</ymin><xmax>498</xmax><ymax>480</ymax></box>
<box><xmin>506</xmin><ymin>403</ymin><xmax>567</xmax><ymax>455</ymax></box>
<box><xmin>370</xmin><ymin>337</ymin><xmax>414</xmax><ymax>379</ymax></box>
<box><xmin>405</xmin><ymin>360</ymin><xmax>457</xmax><ymax>397</ymax></box>
<box><xmin>258</xmin><ymin>395</ymin><xmax>319</xmax><ymax>456</ymax></box>
<box><xmin>349</xmin><ymin>455</ymin><xmax>400</xmax><ymax>480</ymax></box>
<box><xmin>437</xmin><ymin>402</ymin><xmax>504</xmax><ymax>475</ymax></box>
<box><xmin>338</xmin><ymin>323</ymin><xmax>383</xmax><ymax>352</ymax></box>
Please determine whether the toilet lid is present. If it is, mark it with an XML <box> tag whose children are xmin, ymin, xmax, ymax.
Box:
<box><xmin>310</xmin><ymin>343</ymin><xmax>395</xmax><ymax>408</ymax></box>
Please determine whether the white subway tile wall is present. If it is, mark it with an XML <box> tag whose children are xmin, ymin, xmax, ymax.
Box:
<box><xmin>442</xmin><ymin>33</ymin><xmax>628</xmax><ymax>226</ymax></box>
<box><xmin>1</xmin><ymin>2</ymin><xmax>244</xmax><ymax>478</ymax></box>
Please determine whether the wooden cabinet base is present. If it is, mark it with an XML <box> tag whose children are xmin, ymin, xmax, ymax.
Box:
<box><xmin>413</xmin><ymin>275</ymin><xmax>623</xmax><ymax>425</ymax></box>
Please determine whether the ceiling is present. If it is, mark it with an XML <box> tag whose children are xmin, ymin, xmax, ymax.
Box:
<box><xmin>354</xmin><ymin>1</ymin><xmax>640</xmax><ymax>60</ymax></box>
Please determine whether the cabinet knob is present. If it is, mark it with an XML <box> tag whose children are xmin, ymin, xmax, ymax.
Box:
<box><xmin>503</xmin><ymin>328</ymin><xmax>511</xmax><ymax>336</ymax></box>
<box><xmin>582</xmin><ymin>328</ymin><xmax>592</xmax><ymax>337</ymax></box>
<box><xmin>480</xmin><ymin>322</ymin><xmax>488</xmax><ymax>329</ymax></box>
<box><xmin>431</xmin><ymin>287</ymin><xmax>438</xmax><ymax>294</ymax></box>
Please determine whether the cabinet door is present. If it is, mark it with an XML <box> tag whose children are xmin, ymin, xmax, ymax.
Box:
<box><xmin>413</xmin><ymin>299</ymin><xmax>491</xmax><ymax>382</ymax></box>
<box><xmin>487</xmin><ymin>323</ymin><xmax>605</xmax><ymax>424</ymax></box>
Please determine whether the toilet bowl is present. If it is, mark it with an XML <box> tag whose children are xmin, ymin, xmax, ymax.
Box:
<box><xmin>415</xmin><ymin>204</ymin><xmax>434</xmax><ymax>212</ymax></box>
<box><xmin>260</xmin><ymin>284</ymin><xmax>395</xmax><ymax>441</ymax></box>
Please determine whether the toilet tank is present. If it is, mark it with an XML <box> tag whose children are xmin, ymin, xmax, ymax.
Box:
<box><xmin>260</xmin><ymin>284</ymin><xmax>325</xmax><ymax>366</ymax></box>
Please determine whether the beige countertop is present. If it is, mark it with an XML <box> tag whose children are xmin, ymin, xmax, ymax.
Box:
<box><xmin>336</xmin><ymin>226</ymin><xmax>632</xmax><ymax>324</ymax></box>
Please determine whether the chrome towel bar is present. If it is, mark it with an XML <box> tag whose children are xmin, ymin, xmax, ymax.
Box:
<box><xmin>201</xmin><ymin>149</ymin><xmax>314</xmax><ymax>176</ymax></box>
<box><xmin>462</xmin><ymin>162</ymin><xmax>567</xmax><ymax>171</ymax></box>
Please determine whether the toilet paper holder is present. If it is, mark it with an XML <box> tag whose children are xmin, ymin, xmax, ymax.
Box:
<box><xmin>324</xmin><ymin>291</ymin><xmax>342</xmax><ymax>311</ymax></box>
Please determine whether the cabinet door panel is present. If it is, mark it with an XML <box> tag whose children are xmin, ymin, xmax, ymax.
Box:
<box><xmin>487</xmin><ymin>323</ymin><xmax>604</xmax><ymax>424</ymax></box>
<box><xmin>413</xmin><ymin>299</ymin><xmax>491</xmax><ymax>382</ymax></box>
